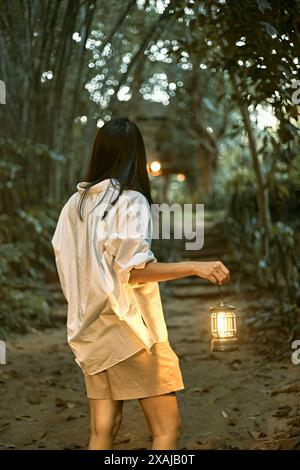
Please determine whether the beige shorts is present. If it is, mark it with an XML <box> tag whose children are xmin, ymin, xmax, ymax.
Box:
<box><xmin>84</xmin><ymin>341</ymin><xmax>184</xmax><ymax>400</ymax></box>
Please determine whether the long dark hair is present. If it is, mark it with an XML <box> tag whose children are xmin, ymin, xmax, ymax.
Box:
<box><xmin>77</xmin><ymin>117</ymin><xmax>153</xmax><ymax>221</ymax></box>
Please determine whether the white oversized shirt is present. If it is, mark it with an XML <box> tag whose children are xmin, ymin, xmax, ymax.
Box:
<box><xmin>51</xmin><ymin>178</ymin><xmax>168</xmax><ymax>375</ymax></box>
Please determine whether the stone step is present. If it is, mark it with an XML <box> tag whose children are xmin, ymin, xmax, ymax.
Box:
<box><xmin>181</xmin><ymin>247</ymin><xmax>228</xmax><ymax>259</ymax></box>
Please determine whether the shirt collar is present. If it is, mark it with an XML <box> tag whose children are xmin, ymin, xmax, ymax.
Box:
<box><xmin>77</xmin><ymin>178</ymin><xmax>119</xmax><ymax>195</ymax></box>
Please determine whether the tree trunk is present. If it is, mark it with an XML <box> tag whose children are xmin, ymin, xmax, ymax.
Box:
<box><xmin>198</xmin><ymin>142</ymin><xmax>213</xmax><ymax>195</ymax></box>
<box><xmin>230</xmin><ymin>73</ymin><xmax>272</xmax><ymax>256</ymax></box>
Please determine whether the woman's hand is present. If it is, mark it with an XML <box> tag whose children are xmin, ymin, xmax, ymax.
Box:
<box><xmin>193</xmin><ymin>261</ymin><xmax>230</xmax><ymax>285</ymax></box>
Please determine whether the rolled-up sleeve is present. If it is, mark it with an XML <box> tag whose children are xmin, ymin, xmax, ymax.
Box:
<box><xmin>104</xmin><ymin>194</ymin><xmax>157</xmax><ymax>287</ymax></box>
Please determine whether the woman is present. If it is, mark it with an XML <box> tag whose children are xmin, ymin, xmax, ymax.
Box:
<box><xmin>51</xmin><ymin>117</ymin><xmax>230</xmax><ymax>451</ymax></box>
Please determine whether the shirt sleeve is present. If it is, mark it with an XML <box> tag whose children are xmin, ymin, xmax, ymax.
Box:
<box><xmin>104</xmin><ymin>193</ymin><xmax>157</xmax><ymax>288</ymax></box>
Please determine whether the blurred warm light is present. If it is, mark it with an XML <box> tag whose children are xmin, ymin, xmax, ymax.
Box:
<box><xmin>150</xmin><ymin>161</ymin><xmax>161</xmax><ymax>172</ymax></box>
<box><xmin>210</xmin><ymin>302</ymin><xmax>238</xmax><ymax>352</ymax></box>
<box><xmin>147</xmin><ymin>160</ymin><xmax>162</xmax><ymax>176</ymax></box>
<box><xmin>216</xmin><ymin>312</ymin><xmax>229</xmax><ymax>337</ymax></box>
<box><xmin>176</xmin><ymin>173</ymin><xmax>186</xmax><ymax>182</ymax></box>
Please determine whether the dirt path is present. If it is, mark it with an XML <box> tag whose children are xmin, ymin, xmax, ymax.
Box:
<box><xmin>1</xmin><ymin>217</ymin><xmax>299</xmax><ymax>450</ymax></box>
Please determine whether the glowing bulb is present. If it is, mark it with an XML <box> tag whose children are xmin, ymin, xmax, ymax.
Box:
<box><xmin>150</xmin><ymin>161</ymin><xmax>161</xmax><ymax>173</ymax></box>
<box><xmin>216</xmin><ymin>312</ymin><xmax>228</xmax><ymax>337</ymax></box>
<box><xmin>177</xmin><ymin>173</ymin><xmax>186</xmax><ymax>182</ymax></box>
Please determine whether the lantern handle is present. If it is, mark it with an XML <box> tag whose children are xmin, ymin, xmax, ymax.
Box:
<box><xmin>218</xmin><ymin>284</ymin><xmax>224</xmax><ymax>306</ymax></box>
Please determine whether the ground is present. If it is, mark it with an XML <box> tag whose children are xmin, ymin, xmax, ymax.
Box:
<box><xmin>0</xmin><ymin>217</ymin><xmax>299</xmax><ymax>450</ymax></box>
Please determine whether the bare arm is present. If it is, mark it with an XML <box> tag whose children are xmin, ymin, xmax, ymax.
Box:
<box><xmin>129</xmin><ymin>260</ymin><xmax>230</xmax><ymax>285</ymax></box>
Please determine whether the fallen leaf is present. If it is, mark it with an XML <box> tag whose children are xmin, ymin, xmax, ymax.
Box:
<box><xmin>290</xmin><ymin>416</ymin><xmax>300</xmax><ymax>428</ymax></box>
<box><xmin>196</xmin><ymin>438</ymin><xmax>227</xmax><ymax>450</ymax></box>
<box><xmin>273</xmin><ymin>405</ymin><xmax>292</xmax><ymax>418</ymax></box>
<box><xmin>248</xmin><ymin>431</ymin><xmax>267</xmax><ymax>440</ymax></box>
<box><xmin>0</xmin><ymin>422</ymin><xmax>10</xmax><ymax>431</ymax></box>
<box><xmin>23</xmin><ymin>439</ymin><xmax>35</xmax><ymax>446</ymax></box>
<box><xmin>229</xmin><ymin>359</ymin><xmax>242</xmax><ymax>370</ymax></box>
<box><xmin>55</xmin><ymin>397</ymin><xmax>67</xmax><ymax>409</ymax></box>
<box><xmin>214</xmin><ymin>395</ymin><xmax>229</xmax><ymax>402</ymax></box>
<box><xmin>66</xmin><ymin>415</ymin><xmax>77</xmax><ymax>421</ymax></box>
<box><xmin>39</xmin><ymin>376</ymin><xmax>56</xmax><ymax>385</ymax></box>
<box><xmin>191</xmin><ymin>386</ymin><xmax>212</xmax><ymax>394</ymax></box>
<box><xmin>32</xmin><ymin>430</ymin><xmax>47</xmax><ymax>441</ymax></box>
<box><xmin>4</xmin><ymin>443</ymin><xmax>16</xmax><ymax>449</ymax></box>
<box><xmin>279</xmin><ymin>437</ymin><xmax>300</xmax><ymax>450</ymax></box>
<box><xmin>250</xmin><ymin>440</ymin><xmax>280</xmax><ymax>450</ymax></box>
<box><xmin>14</xmin><ymin>415</ymin><xmax>36</xmax><ymax>422</ymax></box>
<box><xmin>0</xmin><ymin>373</ymin><xmax>10</xmax><ymax>380</ymax></box>
<box><xmin>27</xmin><ymin>392</ymin><xmax>42</xmax><ymax>405</ymax></box>
<box><xmin>9</xmin><ymin>370</ymin><xmax>20</xmax><ymax>378</ymax></box>
<box><xmin>271</xmin><ymin>385</ymin><xmax>300</xmax><ymax>396</ymax></box>
<box><xmin>227</xmin><ymin>417</ymin><xmax>237</xmax><ymax>426</ymax></box>
<box><xmin>181</xmin><ymin>441</ymin><xmax>202</xmax><ymax>450</ymax></box>
<box><xmin>67</xmin><ymin>402</ymin><xmax>76</xmax><ymax>409</ymax></box>
<box><xmin>114</xmin><ymin>433</ymin><xmax>131</xmax><ymax>445</ymax></box>
<box><xmin>63</xmin><ymin>442</ymin><xmax>85</xmax><ymax>450</ymax></box>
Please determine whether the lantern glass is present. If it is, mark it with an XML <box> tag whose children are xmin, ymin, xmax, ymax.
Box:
<box><xmin>210</xmin><ymin>302</ymin><xmax>238</xmax><ymax>352</ymax></box>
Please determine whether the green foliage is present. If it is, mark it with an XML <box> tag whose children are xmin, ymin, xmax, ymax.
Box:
<box><xmin>0</xmin><ymin>209</ymin><xmax>58</xmax><ymax>336</ymax></box>
<box><xmin>0</xmin><ymin>140</ymin><xmax>61</xmax><ymax>334</ymax></box>
<box><xmin>0</xmin><ymin>290</ymin><xmax>51</xmax><ymax>337</ymax></box>
<box><xmin>222</xmin><ymin>156</ymin><xmax>300</xmax><ymax>321</ymax></box>
<box><xmin>0</xmin><ymin>138</ymin><xmax>66</xmax><ymax>212</ymax></box>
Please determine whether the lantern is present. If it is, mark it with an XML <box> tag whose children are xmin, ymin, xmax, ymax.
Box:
<box><xmin>210</xmin><ymin>300</ymin><xmax>238</xmax><ymax>352</ymax></box>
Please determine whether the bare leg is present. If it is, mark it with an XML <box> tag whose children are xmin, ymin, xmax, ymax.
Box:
<box><xmin>88</xmin><ymin>398</ymin><xmax>123</xmax><ymax>450</ymax></box>
<box><xmin>139</xmin><ymin>392</ymin><xmax>182</xmax><ymax>450</ymax></box>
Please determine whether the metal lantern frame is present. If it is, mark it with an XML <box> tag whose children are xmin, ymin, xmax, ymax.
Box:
<box><xmin>210</xmin><ymin>301</ymin><xmax>238</xmax><ymax>352</ymax></box>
